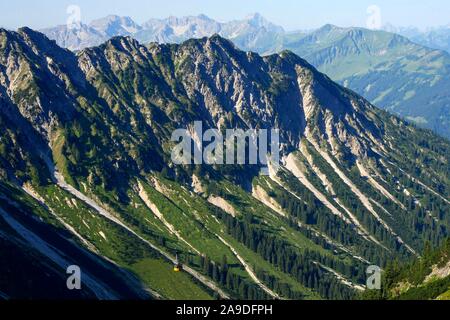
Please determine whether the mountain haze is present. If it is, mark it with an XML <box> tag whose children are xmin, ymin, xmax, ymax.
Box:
<box><xmin>385</xmin><ymin>24</ymin><xmax>450</xmax><ymax>54</ymax></box>
<box><xmin>281</xmin><ymin>24</ymin><xmax>450</xmax><ymax>139</ymax></box>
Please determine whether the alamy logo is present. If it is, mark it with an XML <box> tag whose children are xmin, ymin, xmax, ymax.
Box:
<box><xmin>66</xmin><ymin>5</ymin><xmax>82</xmax><ymax>30</ymax></box>
<box><xmin>366</xmin><ymin>5</ymin><xmax>382</xmax><ymax>30</ymax></box>
<box><xmin>366</xmin><ymin>265</ymin><xmax>382</xmax><ymax>290</ymax></box>
<box><xmin>66</xmin><ymin>265</ymin><xmax>81</xmax><ymax>290</ymax></box>
<box><xmin>171</xmin><ymin>122</ymin><xmax>280</xmax><ymax>176</ymax></box>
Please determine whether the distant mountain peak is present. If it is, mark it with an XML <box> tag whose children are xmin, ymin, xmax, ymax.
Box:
<box><xmin>318</xmin><ymin>24</ymin><xmax>342</xmax><ymax>32</ymax></box>
<box><xmin>246</xmin><ymin>12</ymin><xmax>264</xmax><ymax>21</ymax></box>
<box><xmin>197</xmin><ymin>14</ymin><xmax>214</xmax><ymax>20</ymax></box>
<box><xmin>242</xmin><ymin>13</ymin><xmax>284</xmax><ymax>33</ymax></box>
<box><xmin>326</xmin><ymin>23</ymin><xmax>340</xmax><ymax>29</ymax></box>
<box><xmin>207</xmin><ymin>33</ymin><xmax>237</xmax><ymax>47</ymax></box>
<box><xmin>89</xmin><ymin>15</ymin><xmax>142</xmax><ymax>37</ymax></box>
<box><xmin>94</xmin><ymin>14</ymin><xmax>124</xmax><ymax>21</ymax></box>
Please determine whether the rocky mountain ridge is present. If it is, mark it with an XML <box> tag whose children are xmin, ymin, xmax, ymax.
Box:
<box><xmin>38</xmin><ymin>14</ymin><xmax>450</xmax><ymax>139</ymax></box>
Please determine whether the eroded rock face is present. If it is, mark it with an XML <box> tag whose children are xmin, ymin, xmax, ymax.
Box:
<box><xmin>0</xmin><ymin>28</ymin><xmax>416</xmax><ymax>179</ymax></box>
<box><xmin>0</xmin><ymin>28</ymin><xmax>84</xmax><ymax>143</ymax></box>
<box><xmin>0</xmin><ymin>29</ymin><xmax>446</xmax><ymax>203</ymax></box>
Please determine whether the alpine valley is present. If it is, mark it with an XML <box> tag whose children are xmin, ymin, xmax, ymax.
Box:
<box><xmin>0</xmin><ymin>27</ymin><xmax>449</xmax><ymax>300</ymax></box>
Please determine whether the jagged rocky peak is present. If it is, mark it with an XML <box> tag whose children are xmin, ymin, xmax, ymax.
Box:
<box><xmin>197</xmin><ymin>33</ymin><xmax>242</xmax><ymax>56</ymax></box>
<box><xmin>244</xmin><ymin>13</ymin><xmax>284</xmax><ymax>32</ymax></box>
<box><xmin>143</xmin><ymin>14</ymin><xmax>223</xmax><ymax>38</ymax></box>
<box><xmin>16</xmin><ymin>27</ymin><xmax>77</xmax><ymax>61</ymax></box>
<box><xmin>40</xmin><ymin>13</ymin><xmax>286</xmax><ymax>51</ymax></box>
<box><xmin>89</xmin><ymin>15</ymin><xmax>142</xmax><ymax>36</ymax></box>
<box><xmin>104</xmin><ymin>34</ymin><xmax>378</xmax><ymax>155</ymax></box>
<box><xmin>18</xmin><ymin>26</ymin><xmax>54</xmax><ymax>44</ymax></box>
<box><xmin>103</xmin><ymin>35</ymin><xmax>143</xmax><ymax>52</ymax></box>
<box><xmin>78</xmin><ymin>34</ymin><xmax>147</xmax><ymax>65</ymax></box>
<box><xmin>0</xmin><ymin>27</ymin><xmax>10</xmax><ymax>40</ymax></box>
<box><xmin>0</xmin><ymin>28</ymin><xmax>13</xmax><ymax>56</ymax></box>
<box><xmin>169</xmin><ymin>35</ymin><xmax>379</xmax><ymax>157</ymax></box>
<box><xmin>0</xmin><ymin>29</ymin><xmax>84</xmax><ymax>140</ymax></box>
<box><xmin>320</xmin><ymin>23</ymin><xmax>340</xmax><ymax>31</ymax></box>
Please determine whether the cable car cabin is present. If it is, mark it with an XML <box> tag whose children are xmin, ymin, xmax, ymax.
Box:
<box><xmin>173</xmin><ymin>255</ymin><xmax>183</xmax><ymax>272</ymax></box>
<box><xmin>173</xmin><ymin>264</ymin><xmax>182</xmax><ymax>272</ymax></box>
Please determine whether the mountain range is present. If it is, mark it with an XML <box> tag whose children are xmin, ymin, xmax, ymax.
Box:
<box><xmin>39</xmin><ymin>14</ymin><xmax>450</xmax><ymax>140</ymax></box>
<box><xmin>0</xmin><ymin>27</ymin><xmax>449</xmax><ymax>299</ymax></box>
<box><xmin>40</xmin><ymin>13</ymin><xmax>284</xmax><ymax>51</ymax></box>
<box><xmin>384</xmin><ymin>24</ymin><xmax>450</xmax><ymax>54</ymax></box>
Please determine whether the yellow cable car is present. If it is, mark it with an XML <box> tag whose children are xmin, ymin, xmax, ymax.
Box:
<box><xmin>173</xmin><ymin>254</ymin><xmax>182</xmax><ymax>272</ymax></box>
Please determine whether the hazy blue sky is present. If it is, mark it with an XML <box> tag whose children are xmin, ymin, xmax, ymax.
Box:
<box><xmin>1</xmin><ymin>0</ymin><xmax>449</xmax><ymax>30</ymax></box>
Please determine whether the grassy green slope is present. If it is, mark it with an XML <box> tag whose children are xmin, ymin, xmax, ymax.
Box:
<box><xmin>0</xmin><ymin>181</ymin><xmax>212</xmax><ymax>300</ymax></box>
